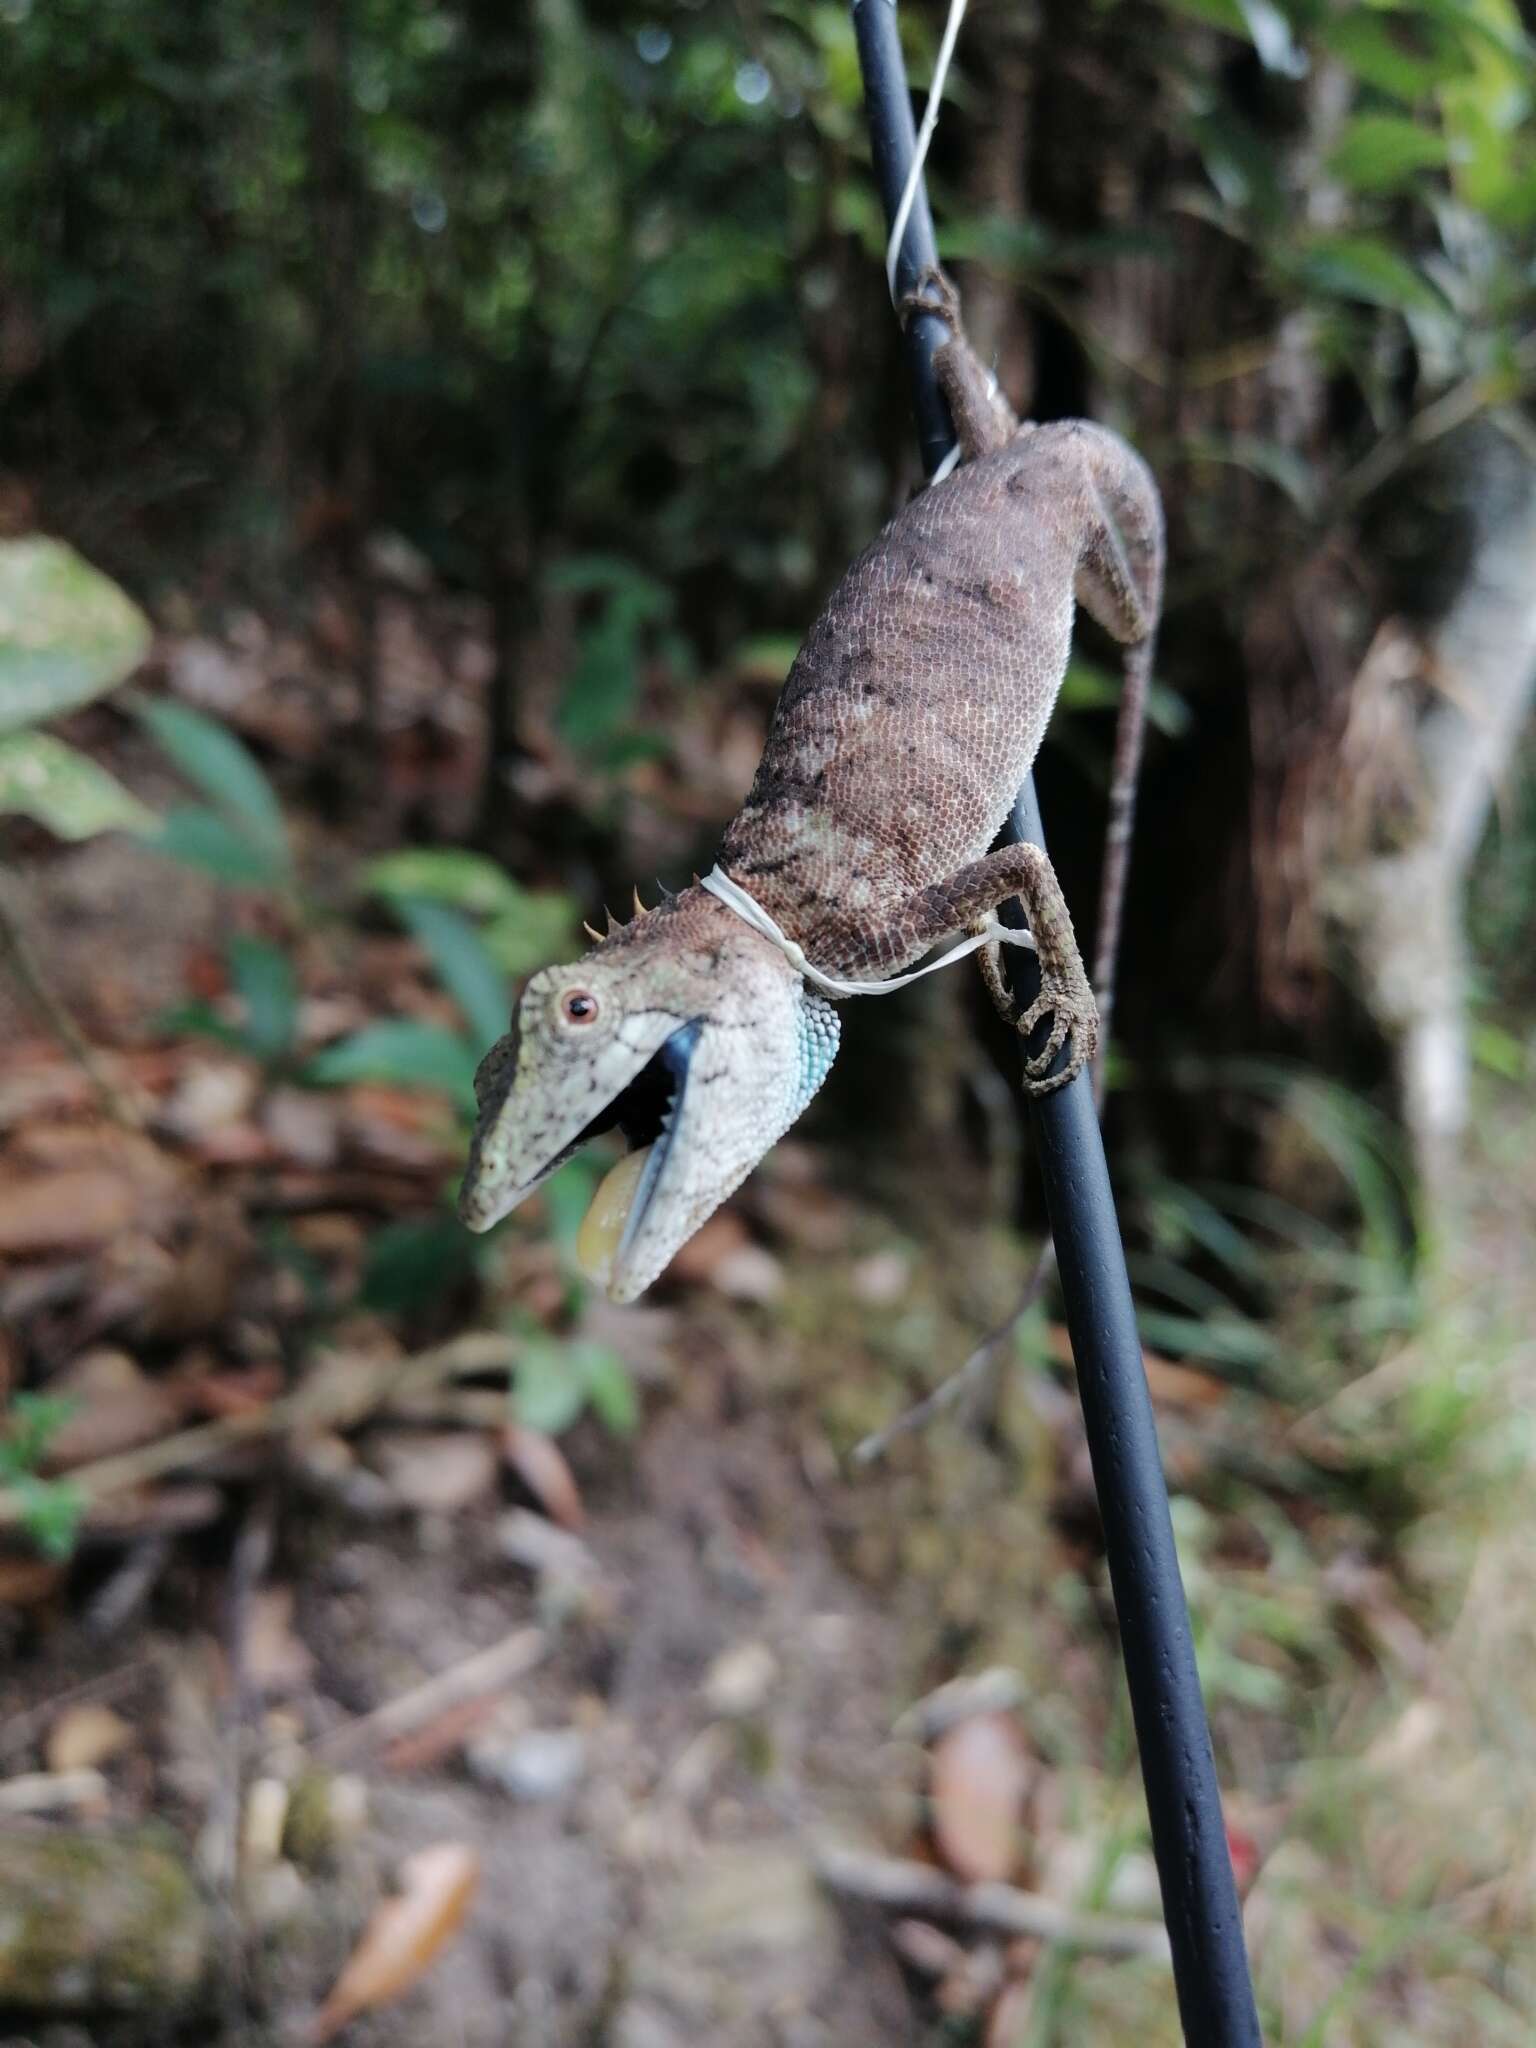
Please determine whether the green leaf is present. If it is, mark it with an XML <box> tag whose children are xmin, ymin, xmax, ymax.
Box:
<box><xmin>0</xmin><ymin>731</ymin><xmax>157</xmax><ymax>840</ymax></box>
<box><xmin>135</xmin><ymin>699</ymin><xmax>287</xmax><ymax>864</ymax></box>
<box><xmin>227</xmin><ymin>933</ymin><xmax>298</xmax><ymax>1064</ymax></box>
<box><xmin>367</xmin><ymin>851</ymin><xmax>576</xmax><ymax>983</ymax></box>
<box><xmin>1289</xmin><ymin>235</ymin><xmax>1449</xmax><ymax>314</ymax></box>
<box><xmin>513</xmin><ymin>1339</ymin><xmax>589</xmax><ymax>1436</ymax></box>
<box><xmin>1321</xmin><ymin>13</ymin><xmax>1468</xmax><ymax>102</ymax></box>
<box><xmin>13</xmin><ymin>1473</ymin><xmax>85</xmax><ymax>1561</ymax></box>
<box><xmin>557</xmin><ymin>610</ymin><xmax>642</xmax><ymax>749</ymax></box>
<box><xmin>365</xmin><ymin>848</ymin><xmax>524</xmax><ymax>918</ymax></box>
<box><xmin>0</xmin><ymin>536</ymin><xmax>152</xmax><ymax>733</ymax></box>
<box><xmin>581</xmin><ymin>1344</ymin><xmax>639</xmax><ymax>1436</ymax></box>
<box><xmin>1163</xmin><ymin>0</ymin><xmax>1305</xmax><ymax>73</ymax></box>
<box><xmin>1179</xmin><ymin>431</ymin><xmax>1324</xmax><ymax>519</ymax></box>
<box><xmin>483</xmin><ymin>892</ymin><xmax>580</xmax><ymax>978</ymax></box>
<box><xmin>0</xmin><ymin>1393</ymin><xmax>76</xmax><ymax>1477</ymax></box>
<box><xmin>396</xmin><ymin>898</ymin><xmax>510</xmax><ymax>1052</ymax></box>
<box><xmin>1234</xmin><ymin>0</ymin><xmax>1307</xmax><ymax>77</ymax></box>
<box><xmin>730</xmin><ymin>634</ymin><xmax>801</xmax><ymax>684</ymax></box>
<box><xmin>146</xmin><ymin>805</ymin><xmax>285</xmax><ymax>886</ymax></box>
<box><xmin>360</xmin><ymin>1214</ymin><xmax>478</xmax><ymax>1313</ymax></box>
<box><xmin>1057</xmin><ymin>659</ymin><xmax>1190</xmax><ymax>739</ymax></box>
<box><xmin>303</xmin><ymin>1020</ymin><xmax>479</xmax><ymax>1104</ymax></box>
<box><xmin>1327</xmin><ymin>114</ymin><xmax>1449</xmax><ymax>193</ymax></box>
<box><xmin>1471</xmin><ymin>1020</ymin><xmax>1526</xmax><ymax>1080</ymax></box>
<box><xmin>153</xmin><ymin>999</ymin><xmax>251</xmax><ymax>1053</ymax></box>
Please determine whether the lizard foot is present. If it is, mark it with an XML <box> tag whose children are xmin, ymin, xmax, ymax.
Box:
<box><xmin>1015</xmin><ymin>977</ymin><xmax>1099</xmax><ymax>1095</ymax></box>
<box><xmin>897</xmin><ymin>264</ymin><xmax>962</xmax><ymax>335</ymax></box>
<box><xmin>977</xmin><ymin>931</ymin><xmax>1098</xmax><ymax>1094</ymax></box>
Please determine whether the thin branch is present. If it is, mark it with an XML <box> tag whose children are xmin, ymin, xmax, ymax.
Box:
<box><xmin>815</xmin><ymin>1843</ymin><xmax>1172</xmax><ymax>1962</ymax></box>
<box><xmin>0</xmin><ymin>1332</ymin><xmax>520</xmax><ymax>1531</ymax></box>
<box><xmin>0</xmin><ymin>882</ymin><xmax>142</xmax><ymax>1126</ymax></box>
<box><xmin>308</xmin><ymin>1626</ymin><xmax>545</xmax><ymax>1761</ymax></box>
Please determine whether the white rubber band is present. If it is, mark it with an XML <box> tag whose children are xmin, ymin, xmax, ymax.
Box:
<box><xmin>885</xmin><ymin>0</ymin><xmax>970</xmax><ymax>307</ymax></box>
<box><xmin>700</xmin><ymin>864</ymin><xmax>1034</xmax><ymax>1000</ymax></box>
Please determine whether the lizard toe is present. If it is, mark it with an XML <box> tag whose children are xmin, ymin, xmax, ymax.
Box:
<box><xmin>897</xmin><ymin>264</ymin><xmax>961</xmax><ymax>334</ymax></box>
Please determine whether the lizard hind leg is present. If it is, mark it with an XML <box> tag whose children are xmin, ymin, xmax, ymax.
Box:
<box><xmin>871</xmin><ymin>844</ymin><xmax>1100</xmax><ymax>1095</ymax></box>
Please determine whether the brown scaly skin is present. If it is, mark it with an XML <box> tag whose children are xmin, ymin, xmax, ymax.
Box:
<box><xmin>461</xmin><ymin>272</ymin><xmax>1165</xmax><ymax>1298</ymax></box>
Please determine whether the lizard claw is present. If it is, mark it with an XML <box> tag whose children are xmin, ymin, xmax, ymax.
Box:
<box><xmin>897</xmin><ymin>264</ymin><xmax>962</xmax><ymax>335</ymax></box>
<box><xmin>1017</xmin><ymin>981</ymin><xmax>1098</xmax><ymax>1095</ymax></box>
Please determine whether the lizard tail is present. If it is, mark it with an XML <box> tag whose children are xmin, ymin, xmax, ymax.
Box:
<box><xmin>1088</xmin><ymin>633</ymin><xmax>1154</xmax><ymax>1099</ymax></box>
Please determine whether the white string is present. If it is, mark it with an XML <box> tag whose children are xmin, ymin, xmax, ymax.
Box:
<box><xmin>885</xmin><ymin>0</ymin><xmax>970</xmax><ymax>307</ymax></box>
<box><xmin>700</xmin><ymin>864</ymin><xmax>1034</xmax><ymax>1001</ymax></box>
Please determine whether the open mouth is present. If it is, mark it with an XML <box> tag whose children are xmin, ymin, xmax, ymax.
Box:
<box><xmin>570</xmin><ymin>1019</ymin><xmax>701</xmax><ymax>1290</ymax></box>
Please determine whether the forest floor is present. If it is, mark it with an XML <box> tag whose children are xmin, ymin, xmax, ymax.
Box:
<box><xmin>2</xmin><ymin>602</ymin><xmax>1534</xmax><ymax>2047</ymax></box>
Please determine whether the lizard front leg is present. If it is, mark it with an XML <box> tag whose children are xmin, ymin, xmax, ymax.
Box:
<box><xmin>866</xmin><ymin>845</ymin><xmax>1099</xmax><ymax>1092</ymax></box>
<box><xmin>898</xmin><ymin>266</ymin><xmax>1020</xmax><ymax>461</ymax></box>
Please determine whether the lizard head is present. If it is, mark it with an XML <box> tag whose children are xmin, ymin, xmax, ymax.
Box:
<box><xmin>457</xmin><ymin>892</ymin><xmax>839</xmax><ymax>1302</ymax></box>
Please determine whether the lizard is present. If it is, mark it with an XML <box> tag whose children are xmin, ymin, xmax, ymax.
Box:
<box><xmin>459</xmin><ymin>271</ymin><xmax>1164</xmax><ymax>1303</ymax></box>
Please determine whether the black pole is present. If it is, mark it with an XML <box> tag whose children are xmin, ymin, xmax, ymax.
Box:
<box><xmin>849</xmin><ymin>6</ymin><xmax>1263</xmax><ymax>2042</ymax></box>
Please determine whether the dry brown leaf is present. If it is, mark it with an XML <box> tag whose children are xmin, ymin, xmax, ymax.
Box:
<box><xmin>137</xmin><ymin>1197</ymin><xmax>252</xmax><ymax>1340</ymax></box>
<box><xmin>373</xmin><ymin>1431</ymin><xmax>497</xmax><ymax>1514</ymax></box>
<box><xmin>43</xmin><ymin>1350</ymin><xmax>185</xmax><ymax>1472</ymax></box>
<box><xmin>986</xmin><ymin>1978</ymin><xmax>1035</xmax><ymax>2048</ymax></box>
<box><xmin>46</xmin><ymin>1703</ymin><xmax>135</xmax><ymax>1774</ymax></box>
<box><xmin>929</xmin><ymin>1712</ymin><xmax>1033</xmax><ymax>1885</ymax></box>
<box><xmin>182</xmin><ymin>1362</ymin><xmax>284</xmax><ymax>1418</ymax></box>
<box><xmin>157</xmin><ymin>1059</ymin><xmax>259</xmax><ymax>1144</ymax></box>
<box><xmin>0</xmin><ymin>1553</ymin><xmax>64</xmax><ymax>1607</ymax></box>
<box><xmin>503</xmin><ymin>1423</ymin><xmax>585</xmax><ymax>1531</ymax></box>
<box><xmin>380</xmin><ymin>1695</ymin><xmax>503</xmax><ymax>1774</ymax></box>
<box><xmin>79</xmin><ymin>1484</ymin><xmax>224</xmax><ymax>1539</ymax></box>
<box><xmin>1045</xmin><ymin>1326</ymin><xmax>1226</xmax><ymax>1409</ymax></box>
<box><xmin>309</xmin><ymin>1841</ymin><xmax>481</xmax><ymax>2043</ymax></box>
<box><xmin>0</xmin><ymin>1168</ymin><xmax>139</xmax><ymax>1254</ymax></box>
<box><xmin>263</xmin><ymin>1087</ymin><xmax>340</xmax><ymax>1168</ymax></box>
<box><xmin>662</xmin><ymin>1210</ymin><xmax>752</xmax><ymax>1283</ymax></box>
<box><xmin>889</xmin><ymin>1918</ymin><xmax>967</xmax><ymax>1979</ymax></box>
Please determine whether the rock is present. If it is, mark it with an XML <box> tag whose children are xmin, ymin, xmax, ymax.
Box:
<box><xmin>282</xmin><ymin>1770</ymin><xmax>368</xmax><ymax>1873</ymax></box>
<box><xmin>45</xmin><ymin>1704</ymin><xmax>135</xmax><ymax>1775</ymax></box>
<box><xmin>373</xmin><ymin>1430</ymin><xmax>498</xmax><ymax>1514</ymax></box>
<box><xmin>241</xmin><ymin>1777</ymin><xmax>289</xmax><ymax>1867</ymax></box>
<box><xmin>468</xmin><ymin>1726</ymin><xmax>587</xmax><ymax>1802</ymax></box>
<box><xmin>702</xmin><ymin>1641</ymin><xmax>778</xmax><ymax>1719</ymax></box>
<box><xmin>0</xmin><ymin>1830</ymin><xmax>208</xmax><ymax>2012</ymax></box>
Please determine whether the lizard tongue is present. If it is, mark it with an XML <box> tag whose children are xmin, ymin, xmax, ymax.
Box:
<box><xmin>575</xmin><ymin>1146</ymin><xmax>654</xmax><ymax>1289</ymax></box>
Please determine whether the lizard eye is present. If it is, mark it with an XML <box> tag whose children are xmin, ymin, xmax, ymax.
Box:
<box><xmin>560</xmin><ymin>989</ymin><xmax>600</xmax><ymax>1025</ymax></box>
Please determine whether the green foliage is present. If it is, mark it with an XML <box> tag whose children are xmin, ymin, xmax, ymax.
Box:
<box><xmin>0</xmin><ymin>537</ymin><xmax>151</xmax><ymax>733</ymax></box>
<box><xmin>360</xmin><ymin>1213</ymin><xmax>479</xmax><ymax>1314</ymax></box>
<box><xmin>365</xmin><ymin>850</ymin><xmax>578</xmax><ymax>981</ymax></box>
<box><xmin>395</xmin><ymin>898</ymin><xmax>509</xmax><ymax>1053</ymax></box>
<box><xmin>0</xmin><ymin>536</ymin><xmax>156</xmax><ymax>851</ymax></box>
<box><xmin>303</xmin><ymin>1020</ymin><xmax>480</xmax><ymax>1107</ymax></box>
<box><xmin>227</xmin><ymin>932</ymin><xmax>298</xmax><ymax>1064</ymax></box>
<box><xmin>513</xmin><ymin>1330</ymin><xmax>637</xmax><ymax>1438</ymax></box>
<box><xmin>135</xmin><ymin>698</ymin><xmax>290</xmax><ymax>885</ymax></box>
<box><xmin>0</xmin><ymin>731</ymin><xmax>156</xmax><ymax>840</ymax></box>
<box><xmin>550</xmin><ymin>556</ymin><xmax>679</xmax><ymax>759</ymax></box>
<box><xmin>0</xmin><ymin>1395</ymin><xmax>85</xmax><ymax>1560</ymax></box>
<box><xmin>1327</xmin><ymin>114</ymin><xmax>1450</xmax><ymax>196</ymax></box>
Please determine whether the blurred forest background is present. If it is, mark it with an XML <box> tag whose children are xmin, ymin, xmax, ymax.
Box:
<box><xmin>1</xmin><ymin>0</ymin><xmax>1534</xmax><ymax>2043</ymax></box>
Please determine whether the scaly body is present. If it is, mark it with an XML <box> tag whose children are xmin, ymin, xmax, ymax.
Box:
<box><xmin>460</xmin><ymin>276</ymin><xmax>1164</xmax><ymax>1300</ymax></box>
